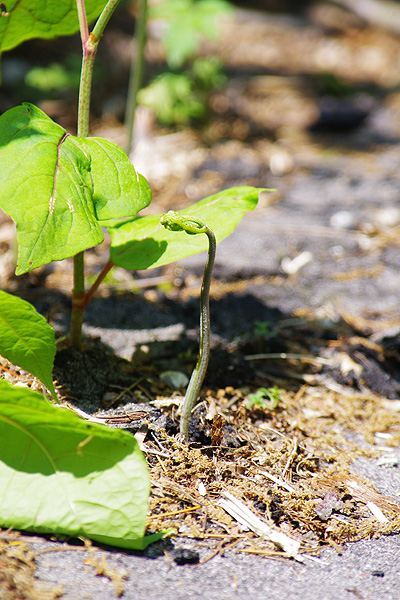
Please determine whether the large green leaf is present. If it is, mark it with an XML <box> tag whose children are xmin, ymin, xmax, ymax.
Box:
<box><xmin>0</xmin><ymin>103</ymin><xmax>151</xmax><ymax>274</ymax></box>
<box><xmin>0</xmin><ymin>291</ymin><xmax>57</xmax><ymax>399</ymax></box>
<box><xmin>0</xmin><ymin>380</ymin><xmax>159</xmax><ymax>550</ymax></box>
<box><xmin>109</xmin><ymin>186</ymin><xmax>263</xmax><ymax>270</ymax></box>
<box><xmin>0</xmin><ymin>0</ymin><xmax>106</xmax><ymax>55</ymax></box>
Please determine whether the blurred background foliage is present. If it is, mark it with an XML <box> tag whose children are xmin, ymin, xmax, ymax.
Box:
<box><xmin>0</xmin><ymin>0</ymin><xmax>234</xmax><ymax>128</ymax></box>
<box><xmin>2</xmin><ymin>0</ymin><xmax>400</xmax><ymax>290</ymax></box>
<box><xmin>1</xmin><ymin>0</ymin><xmax>400</xmax><ymax>139</ymax></box>
<box><xmin>149</xmin><ymin>0</ymin><xmax>232</xmax><ymax>69</ymax></box>
<box><xmin>137</xmin><ymin>0</ymin><xmax>232</xmax><ymax>125</ymax></box>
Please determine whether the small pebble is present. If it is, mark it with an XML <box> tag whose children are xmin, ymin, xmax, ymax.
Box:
<box><xmin>160</xmin><ymin>370</ymin><xmax>189</xmax><ymax>388</ymax></box>
<box><xmin>281</xmin><ymin>250</ymin><xmax>312</xmax><ymax>275</ymax></box>
<box><xmin>254</xmin><ymin>499</ymin><xmax>267</xmax><ymax>513</ymax></box>
<box><xmin>330</xmin><ymin>210</ymin><xmax>355</xmax><ymax>229</ymax></box>
<box><xmin>172</xmin><ymin>548</ymin><xmax>200</xmax><ymax>565</ymax></box>
<box><xmin>144</xmin><ymin>545</ymin><xmax>165</xmax><ymax>559</ymax></box>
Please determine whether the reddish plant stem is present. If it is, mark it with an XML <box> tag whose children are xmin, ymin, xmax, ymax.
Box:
<box><xmin>82</xmin><ymin>259</ymin><xmax>115</xmax><ymax>309</ymax></box>
<box><xmin>70</xmin><ymin>251</ymin><xmax>85</xmax><ymax>348</ymax></box>
<box><xmin>76</xmin><ymin>0</ymin><xmax>89</xmax><ymax>45</ymax></box>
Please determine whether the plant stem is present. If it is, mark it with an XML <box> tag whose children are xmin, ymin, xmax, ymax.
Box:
<box><xmin>76</xmin><ymin>0</ymin><xmax>89</xmax><ymax>44</ymax></box>
<box><xmin>70</xmin><ymin>251</ymin><xmax>85</xmax><ymax>347</ymax></box>
<box><xmin>70</xmin><ymin>0</ymin><xmax>122</xmax><ymax>347</ymax></box>
<box><xmin>77</xmin><ymin>48</ymin><xmax>96</xmax><ymax>138</ymax></box>
<box><xmin>76</xmin><ymin>0</ymin><xmax>122</xmax><ymax>138</ymax></box>
<box><xmin>160</xmin><ymin>212</ymin><xmax>216</xmax><ymax>439</ymax></box>
<box><xmin>180</xmin><ymin>228</ymin><xmax>215</xmax><ymax>438</ymax></box>
<box><xmin>83</xmin><ymin>259</ymin><xmax>115</xmax><ymax>309</ymax></box>
<box><xmin>125</xmin><ymin>0</ymin><xmax>148</xmax><ymax>155</ymax></box>
<box><xmin>91</xmin><ymin>0</ymin><xmax>122</xmax><ymax>41</ymax></box>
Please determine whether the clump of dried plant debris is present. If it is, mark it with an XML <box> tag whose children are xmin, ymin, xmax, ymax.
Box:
<box><xmin>142</xmin><ymin>382</ymin><xmax>400</xmax><ymax>562</ymax></box>
<box><xmin>0</xmin><ymin>532</ymin><xmax>62</xmax><ymax>600</ymax></box>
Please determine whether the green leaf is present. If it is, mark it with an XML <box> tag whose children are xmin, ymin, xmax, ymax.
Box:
<box><xmin>0</xmin><ymin>380</ymin><xmax>157</xmax><ymax>550</ymax></box>
<box><xmin>0</xmin><ymin>103</ymin><xmax>151</xmax><ymax>274</ymax></box>
<box><xmin>0</xmin><ymin>290</ymin><xmax>57</xmax><ymax>399</ymax></box>
<box><xmin>246</xmin><ymin>386</ymin><xmax>280</xmax><ymax>410</ymax></box>
<box><xmin>75</xmin><ymin>137</ymin><xmax>151</xmax><ymax>221</ymax></box>
<box><xmin>0</xmin><ymin>0</ymin><xmax>106</xmax><ymax>55</ymax></box>
<box><xmin>109</xmin><ymin>186</ymin><xmax>264</xmax><ymax>270</ymax></box>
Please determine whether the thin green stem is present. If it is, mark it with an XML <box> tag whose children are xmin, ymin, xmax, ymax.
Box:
<box><xmin>125</xmin><ymin>0</ymin><xmax>148</xmax><ymax>155</ymax></box>
<box><xmin>77</xmin><ymin>0</ymin><xmax>122</xmax><ymax>140</ymax></box>
<box><xmin>77</xmin><ymin>49</ymin><xmax>96</xmax><ymax>138</ymax></box>
<box><xmin>160</xmin><ymin>212</ymin><xmax>216</xmax><ymax>439</ymax></box>
<box><xmin>91</xmin><ymin>0</ymin><xmax>122</xmax><ymax>41</ymax></box>
<box><xmin>71</xmin><ymin>0</ymin><xmax>94</xmax><ymax>346</ymax></box>
<box><xmin>181</xmin><ymin>229</ymin><xmax>215</xmax><ymax>438</ymax></box>
<box><xmin>70</xmin><ymin>0</ymin><xmax>122</xmax><ymax>347</ymax></box>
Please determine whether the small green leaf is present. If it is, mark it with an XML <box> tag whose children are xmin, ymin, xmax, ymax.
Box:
<box><xmin>109</xmin><ymin>186</ymin><xmax>264</xmax><ymax>270</ymax></box>
<box><xmin>0</xmin><ymin>380</ymin><xmax>156</xmax><ymax>550</ymax></box>
<box><xmin>75</xmin><ymin>137</ymin><xmax>151</xmax><ymax>221</ymax></box>
<box><xmin>246</xmin><ymin>386</ymin><xmax>281</xmax><ymax>410</ymax></box>
<box><xmin>0</xmin><ymin>290</ymin><xmax>57</xmax><ymax>399</ymax></box>
<box><xmin>0</xmin><ymin>0</ymin><xmax>106</xmax><ymax>55</ymax></box>
<box><xmin>0</xmin><ymin>103</ymin><xmax>150</xmax><ymax>274</ymax></box>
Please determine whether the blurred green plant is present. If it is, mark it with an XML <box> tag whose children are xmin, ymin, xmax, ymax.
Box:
<box><xmin>25</xmin><ymin>62</ymin><xmax>80</xmax><ymax>94</ymax></box>
<box><xmin>151</xmin><ymin>0</ymin><xmax>232</xmax><ymax>69</ymax></box>
<box><xmin>252</xmin><ymin>320</ymin><xmax>277</xmax><ymax>339</ymax></box>
<box><xmin>138</xmin><ymin>57</ymin><xmax>225</xmax><ymax>125</ymax></box>
<box><xmin>138</xmin><ymin>71</ymin><xmax>204</xmax><ymax>124</ymax></box>
<box><xmin>315</xmin><ymin>73</ymin><xmax>357</xmax><ymax>98</ymax></box>
<box><xmin>246</xmin><ymin>386</ymin><xmax>281</xmax><ymax>410</ymax></box>
<box><xmin>137</xmin><ymin>0</ymin><xmax>232</xmax><ymax>125</ymax></box>
<box><xmin>251</xmin><ymin>319</ymin><xmax>277</xmax><ymax>353</ymax></box>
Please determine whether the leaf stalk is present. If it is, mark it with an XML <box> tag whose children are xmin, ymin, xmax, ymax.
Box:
<box><xmin>83</xmin><ymin>259</ymin><xmax>115</xmax><ymax>309</ymax></box>
<box><xmin>76</xmin><ymin>0</ymin><xmax>89</xmax><ymax>44</ymax></box>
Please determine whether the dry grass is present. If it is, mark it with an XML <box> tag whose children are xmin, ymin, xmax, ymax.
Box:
<box><xmin>142</xmin><ymin>382</ymin><xmax>400</xmax><ymax>561</ymax></box>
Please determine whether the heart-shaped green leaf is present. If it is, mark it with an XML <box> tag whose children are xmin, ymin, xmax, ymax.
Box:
<box><xmin>0</xmin><ymin>103</ymin><xmax>151</xmax><ymax>274</ymax></box>
<box><xmin>0</xmin><ymin>291</ymin><xmax>57</xmax><ymax>399</ymax></box>
<box><xmin>109</xmin><ymin>186</ymin><xmax>263</xmax><ymax>270</ymax></box>
<box><xmin>0</xmin><ymin>380</ymin><xmax>159</xmax><ymax>550</ymax></box>
<box><xmin>0</xmin><ymin>0</ymin><xmax>106</xmax><ymax>54</ymax></box>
